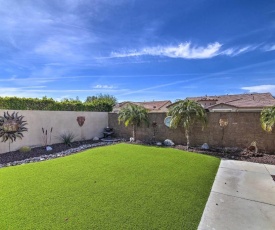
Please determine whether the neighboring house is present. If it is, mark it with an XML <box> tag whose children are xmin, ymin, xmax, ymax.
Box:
<box><xmin>169</xmin><ymin>93</ymin><xmax>275</xmax><ymax>112</ymax></box>
<box><xmin>112</xmin><ymin>100</ymin><xmax>172</xmax><ymax>113</ymax></box>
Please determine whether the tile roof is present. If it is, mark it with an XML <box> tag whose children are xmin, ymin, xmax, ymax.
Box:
<box><xmin>187</xmin><ymin>93</ymin><xmax>275</xmax><ymax>108</ymax></box>
<box><xmin>114</xmin><ymin>100</ymin><xmax>172</xmax><ymax>111</ymax></box>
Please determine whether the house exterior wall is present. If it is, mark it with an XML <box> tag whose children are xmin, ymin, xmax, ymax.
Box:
<box><xmin>208</xmin><ymin>104</ymin><xmax>238</xmax><ymax>112</ymax></box>
<box><xmin>109</xmin><ymin>112</ymin><xmax>275</xmax><ymax>153</ymax></box>
<box><xmin>0</xmin><ymin>110</ymin><xmax>108</xmax><ymax>154</ymax></box>
<box><xmin>208</xmin><ymin>105</ymin><xmax>263</xmax><ymax>112</ymax></box>
<box><xmin>197</xmin><ymin>100</ymin><xmax>217</xmax><ymax>108</ymax></box>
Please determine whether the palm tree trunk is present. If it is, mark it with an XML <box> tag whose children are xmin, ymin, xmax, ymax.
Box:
<box><xmin>132</xmin><ymin>125</ymin><xmax>136</xmax><ymax>141</ymax></box>
<box><xmin>221</xmin><ymin>127</ymin><xmax>225</xmax><ymax>148</ymax></box>
<box><xmin>185</xmin><ymin>129</ymin><xmax>190</xmax><ymax>149</ymax></box>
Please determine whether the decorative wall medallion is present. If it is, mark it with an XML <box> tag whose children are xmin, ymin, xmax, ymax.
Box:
<box><xmin>152</xmin><ymin>121</ymin><xmax>157</xmax><ymax>127</ymax></box>
<box><xmin>164</xmin><ymin>116</ymin><xmax>172</xmax><ymax>127</ymax></box>
<box><xmin>0</xmin><ymin>111</ymin><xmax>28</xmax><ymax>142</ymax></box>
<box><xmin>219</xmin><ymin>118</ymin><xmax>228</xmax><ymax>127</ymax></box>
<box><xmin>77</xmin><ymin>116</ymin><xmax>85</xmax><ymax>127</ymax></box>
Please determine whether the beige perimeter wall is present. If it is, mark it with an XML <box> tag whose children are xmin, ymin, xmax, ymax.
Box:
<box><xmin>0</xmin><ymin>110</ymin><xmax>108</xmax><ymax>154</ymax></box>
<box><xmin>109</xmin><ymin>112</ymin><xmax>275</xmax><ymax>153</ymax></box>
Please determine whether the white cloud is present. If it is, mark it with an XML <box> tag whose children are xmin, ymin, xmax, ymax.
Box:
<box><xmin>241</xmin><ymin>85</ymin><xmax>275</xmax><ymax>94</ymax></box>
<box><xmin>111</xmin><ymin>42</ymin><xmax>222</xmax><ymax>59</ymax></box>
<box><xmin>263</xmin><ymin>44</ymin><xmax>275</xmax><ymax>51</ymax></box>
<box><xmin>0</xmin><ymin>86</ymin><xmax>128</xmax><ymax>99</ymax></box>
<box><xmin>93</xmin><ymin>84</ymin><xmax>115</xmax><ymax>89</ymax></box>
<box><xmin>222</xmin><ymin>45</ymin><xmax>258</xmax><ymax>56</ymax></box>
<box><xmin>110</xmin><ymin>42</ymin><xmax>261</xmax><ymax>59</ymax></box>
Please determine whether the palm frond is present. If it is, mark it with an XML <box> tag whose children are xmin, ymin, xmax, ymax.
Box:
<box><xmin>168</xmin><ymin>99</ymin><xmax>207</xmax><ymax>130</ymax></box>
<box><xmin>261</xmin><ymin>106</ymin><xmax>275</xmax><ymax>132</ymax></box>
<box><xmin>118</xmin><ymin>104</ymin><xmax>149</xmax><ymax>140</ymax></box>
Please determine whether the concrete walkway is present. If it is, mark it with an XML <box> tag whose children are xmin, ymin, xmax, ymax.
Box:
<box><xmin>198</xmin><ymin>160</ymin><xmax>275</xmax><ymax>230</ymax></box>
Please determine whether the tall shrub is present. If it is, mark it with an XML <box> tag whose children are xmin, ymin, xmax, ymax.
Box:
<box><xmin>0</xmin><ymin>96</ymin><xmax>114</xmax><ymax>112</ymax></box>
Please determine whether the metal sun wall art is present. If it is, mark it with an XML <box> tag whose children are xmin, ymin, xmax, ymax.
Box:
<box><xmin>0</xmin><ymin>111</ymin><xmax>28</xmax><ymax>142</ymax></box>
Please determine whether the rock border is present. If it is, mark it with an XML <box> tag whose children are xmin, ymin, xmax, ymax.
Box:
<box><xmin>0</xmin><ymin>142</ymin><xmax>114</xmax><ymax>169</ymax></box>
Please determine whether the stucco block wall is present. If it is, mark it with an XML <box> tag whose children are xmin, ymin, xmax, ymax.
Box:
<box><xmin>109</xmin><ymin>112</ymin><xmax>275</xmax><ymax>152</ymax></box>
<box><xmin>0</xmin><ymin>110</ymin><xmax>108</xmax><ymax>154</ymax></box>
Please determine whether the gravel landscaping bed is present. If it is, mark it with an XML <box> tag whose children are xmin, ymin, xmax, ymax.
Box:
<box><xmin>174</xmin><ymin>145</ymin><xmax>275</xmax><ymax>165</ymax></box>
<box><xmin>0</xmin><ymin>139</ymin><xmax>115</xmax><ymax>168</ymax></box>
<box><xmin>1</xmin><ymin>139</ymin><xmax>275</xmax><ymax>168</ymax></box>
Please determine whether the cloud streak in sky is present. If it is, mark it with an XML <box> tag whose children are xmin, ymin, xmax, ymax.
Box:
<box><xmin>93</xmin><ymin>85</ymin><xmax>115</xmax><ymax>89</ymax></box>
<box><xmin>263</xmin><ymin>44</ymin><xmax>275</xmax><ymax>51</ymax></box>
<box><xmin>111</xmin><ymin>42</ymin><xmax>222</xmax><ymax>59</ymax></box>
<box><xmin>110</xmin><ymin>42</ymin><xmax>261</xmax><ymax>59</ymax></box>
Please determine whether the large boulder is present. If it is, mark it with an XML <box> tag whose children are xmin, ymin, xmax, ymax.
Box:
<box><xmin>163</xmin><ymin>139</ymin><xmax>175</xmax><ymax>146</ymax></box>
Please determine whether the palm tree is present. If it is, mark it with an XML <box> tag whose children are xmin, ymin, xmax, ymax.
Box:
<box><xmin>260</xmin><ymin>106</ymin><xmax>275</xmax><ymax>132</ymax></box>
<box><xmin>168</xmin><ymin>100</ymin><xmax>207</xmax><ymax>149</ymax></box>
<box><xmin>118</xmin><ymin>104</ymin><xmax>149</xmax><ymax>141</ymax></box>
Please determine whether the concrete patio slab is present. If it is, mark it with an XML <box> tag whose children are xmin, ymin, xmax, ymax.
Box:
<box><xmin>199</xmin><ymin>160</ymin><xmax>275</xmax><ymax>230</ymax></box>
<box><xmin>198</xmin><ymin>192</ymin><xmax>275</xmax><ymax>230</ymax></box>
<box><xmin>212</xmin><ymin>167</ymin><xmax>275</xmax><ymax>205</ymax></box>
<box><xmin>220</xmin><ymin>160</ymin><xmax>269</xmax><ymax>174</ymax></box>
<box><xmin>265</xmin><ymin>164</ymin><xmax>275</xmax><ymax>175</ymax></box>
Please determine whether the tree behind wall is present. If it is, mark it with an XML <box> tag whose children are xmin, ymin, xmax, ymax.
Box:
<box><xmin>0</xmin><ymin>96</ymin><xmax>115</xmax><ymax>112</ymax></box>
<box><xmin>85</xmin><ymin>94</ymin><xmax>117</xmax><ymax>107</ymax></box>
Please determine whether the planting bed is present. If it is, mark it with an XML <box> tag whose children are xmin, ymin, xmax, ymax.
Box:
<box><xmin>1</xmin><ymin>140</ymin><xmax>275</xmax><ymax>166</ymax></box>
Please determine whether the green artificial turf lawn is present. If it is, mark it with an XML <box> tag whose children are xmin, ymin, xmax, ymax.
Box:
<box><xmin>0</xmin><ymin>143</ymin><xmax>220</xmax><ymax>230</ymax></box>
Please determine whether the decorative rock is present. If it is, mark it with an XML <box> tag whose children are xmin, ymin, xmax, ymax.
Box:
<box><xmin>201</xmin><ymin>143</ymin><xmax>209</xmax><ymax>150</ymax></box>
<box><xmin>248</xmin><ymin>141</ymin><xmax>258</xmax><ymax>153</ymax></box>
<box><xmin>93</xmin><ymin>137</ymin><xmax>99</xmax><ymax>141</ymax></box>
<box><xmin>156</xmin><ymin>142</ymin><xmax>162</xmax><ymax>146</ymax></box>
<box><xmin>46</xmin><ymin>146</ymin><xmax>53</xmax><ymax>151</ymax></box>
<box><xmin>163</xmin><ymin>139</ymin><xmax>175</xmax><ymax>146</ymax></box>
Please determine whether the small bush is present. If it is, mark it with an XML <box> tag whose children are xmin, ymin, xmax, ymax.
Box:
<box><xmin>58</xmin><ymin>132</ymin><xmax>76</xmax><ymax>147</ymax></box>
<box><xmin>19</xmin><ymin>146</ymin><xmax>31</xmax><ymax>153</ymax></box>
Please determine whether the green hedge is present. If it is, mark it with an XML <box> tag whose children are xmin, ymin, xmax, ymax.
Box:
<box><xmin>0</xmin><ymin>97</ymin><xmax>113</xmax><ymax>112</ymax></box>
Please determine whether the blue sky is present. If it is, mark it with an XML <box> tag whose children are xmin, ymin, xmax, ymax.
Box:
<box><xmin>0</xmin><ymin>0</ymin><xmax>275</xmax><ymax>102</ymax></box>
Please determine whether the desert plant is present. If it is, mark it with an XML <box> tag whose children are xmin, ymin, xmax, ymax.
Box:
<box><xmin>42</xmin><ymin>127</ymin><xmax>53</xmax><ymax>146</ymax></box>
<box><xmin>168</xmin><ymin>100</ymin><xmax>207</xmax><ymax>149</ymax></box>
<box><xmin>260</xmin><ymin>106</ymin><xmax>275</xmax><ymax>132</ymax></box>
<box><xmin>19</xmin><ymin>146</ymin><xmax>31</xmax><ymax>153</ymax></box>
<box><xmin>118</xmin><ymin>104</ymin><xmax>149</xmax><ymax>141</ymax></box>
<box><xmin>58</xmin><ymin>132</ymin><xmax>76</xmax><ymax>147</ymax></box>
